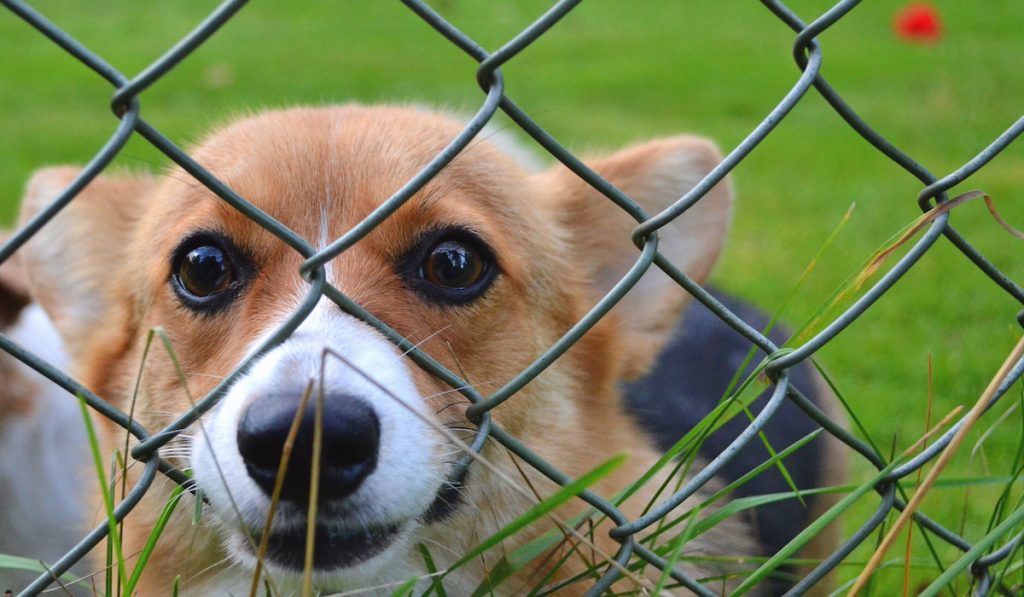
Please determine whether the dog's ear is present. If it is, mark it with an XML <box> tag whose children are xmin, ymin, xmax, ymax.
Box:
<box><xmin>0</xmin><ymin>232</ymin><xmax>31</xmax><ymax>326</ymax></box>
<box><xmin>18</xmin><ymin>167</ymin><xmax>157</xmax><ymax>359</ymax></box>
<box><xmin>538</xmin><ymin>136</ymin><xmax>732</xmax><ymax>379</ymax></box>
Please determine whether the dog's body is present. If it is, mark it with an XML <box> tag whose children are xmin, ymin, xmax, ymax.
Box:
<box><xmin>0</xmin><ymin>241</ymin><xmax>86</xmax><ymax>592</ymax></box>
<box><xmin>627</xmin><ymin>287</ymin><xmax>846</xmax><ymax>593</ymax></box>
<box><xmin>15</xmin><ymin>105</ymin><xmax>842</xmax><ymax>595</ymax></box>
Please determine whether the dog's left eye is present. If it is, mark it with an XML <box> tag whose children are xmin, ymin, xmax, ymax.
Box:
<box><xmin>171</xmin><ymin>233</ymin><xmax>250</xmax><ymax>312</ymax></box>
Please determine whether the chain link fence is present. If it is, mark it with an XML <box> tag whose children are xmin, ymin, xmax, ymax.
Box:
<box><xmin>1</xmin><ymin>0</ymin><xmax>1023</xmax><ymax>595</ymax></box>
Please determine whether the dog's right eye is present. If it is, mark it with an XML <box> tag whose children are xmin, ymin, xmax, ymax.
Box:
<box><xmin>171</xmin><ymin>234</ymin><xmax>250</xmax><ymax>312</ymax></box>
<box><xmin>178</xmin><ymin>246</ymin><xmax>233</xmax><ymax>298</ymax></box>
<box><xmin>399</xmin><ymin>228</ymin><xmax>498</xmax><ymax>307</ymax></box>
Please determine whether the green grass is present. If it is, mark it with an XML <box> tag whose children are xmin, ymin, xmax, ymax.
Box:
<box><xmin>2</xmin><ymin>0</ymin><xmax>1024</xmax><ymax>593</ymax></box>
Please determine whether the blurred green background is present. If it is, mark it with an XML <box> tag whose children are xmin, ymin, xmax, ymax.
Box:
<box><xmin>3</xmin><ymin>1</ymin><xmax>1023</xmax><ymax>592</ymax></box>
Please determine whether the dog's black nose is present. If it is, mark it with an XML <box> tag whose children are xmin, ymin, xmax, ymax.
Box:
<box><xmin>237</xmin><ymin>392</ymin><xmax>380</xmax><ymax>505</ymax></box>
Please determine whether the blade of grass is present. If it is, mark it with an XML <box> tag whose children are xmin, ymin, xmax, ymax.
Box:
<box><xmin>249</xmin><ymin>380</ymin><xmax>315</xmax><ymax>597</ymax></box>
<box><xmin>701</xmin><ymin>430</ymin><xmax>820</xmax><ymax>510</ymax></box>
<box><xmin>470</xmin><ymin>557</ymin><xmax>518</xmax><ymax>597</ymax></box>
<box><xmin>904</xmin><ymin>354</ymin><xmax>936</xmax><ymax>597</ymax></box>
<box><xmin>731</xmin><ymin>458</ymin><xmax>903</xmax><ymax>595</ymax></box>
<box><xmin>687</xmin><ymin>202</ymin><xmax>855</xmax><ymax>522</ymax></box>
<box><xmin>814</xmin><ymin>360</ymin><xmax>952</xmax><ymax>584</ymax></box>
<box><xmin>737</xmin><ymin>396</ymin><xmax>806</xmax><ymax>508</ymax></box>
<box><xmin>35</xmin><ymin>559</ymin><xmax>74</xmax><ymax>596</ymax></box>
<box><xmin>444</xmin><ymin>453</ymin><xmax>626</xmax><ymax>576</ymax></box>
<box><xmin>78</xmin><ymin>393</ymin><xmax>128</xmax><ymax>592</ymax></box>
<box><xmin>523</xmin><ymin>511</ymin><xmax>612</xmax><ymax>595</ymax></box>
<box><xmin>721</xmin><ymin>202</ymin><xmax>855</xmax><ymax>404</ymax></box>
<box><xmin>386</xmin><ymin>577</ymin><xmax>419</xmax><ymax>597</ymax></box>
<box><xmin>714</xmin><ymin>202</ymin><xmax>856</xmax><ymax>510</ymax></box>
<box><xmin>794</xmin><ymin>191</ymin><xmax>987</xmax><ymax>346</ymax></box>
<box><xmin>983</xmin><ymin>481</ymin><xmax>1024</xmax><ymax>593</ymax></box>
<box><xmin>113</xmin><ymin>448</ymin><xmax>128</xmax><ymax>597</ymax></box>
<box><xmin>651</xmin><ymin>502</ymin><xmax>703</xmax><ymax>595</ymax></box>
<box><xmin>501</xmin><ymin>445</ymin><xmax>603</xmax><ymax>590</ymax></box>
<box><xmin>417</xmin><ymin>543</ymin><xmax>449</xmax><ymax>597</ymax></box>
<box><xmin>642</xmin><ymin>430</ymin><xmax>821</xmax><ymax>546</ymax></box>
<box><xmin>978</xmin><ymin>395</ymin><xmax>1024</xmax><ymax>538</ymax></box>
<box><xmin>0</xmin><ymin>554</ymin><xmax>80</xmax><ymax>583</ymax></box>
<box><xmin>989</xmin><ymin>534</ymin><xmax>1024</xmax><ymax>591</ymax></box>
<box><xmin>810</xmin><ymin>363</ymin><xmax>882</xmax><ymax>467</ymax></box>
<box><xmin>617</xmin><ymin>362</ymin><xmax>777</xmax><ymax>509</ymax></box>
<box><xmin>124</xmin><ymin>484</ymin><xmax>186</xmax><ymax>595</ymax></box>
<box><xmin>302</xmin><ymin>380</ymin><xmax>325</xmax><ymax>596</ymax></box>
<box><xmin>732</xmin><ymin>413</ymin><xmax>957</xmax><ymax>595</ymax></box>
<box><xmin>850</xmin><ymin>333</ymin><xmax>1024</xmax><ymax>595</ymax></box>
<box><xmin>917</xmin><ymin>503</ymin><xmax>1024</xmax><ymax>597</ymax></box>
<box><xmin>671</xmin><ymin>486</ymin><xmax>837</xmax><ymax>547</ymax></box>
<box><xmin>121</xmin><ymin>328</ymin><xmax>161</xmax><ymax>588</ymax></box>
<box><xmin>193</xmin><ymin>487</ymin><xmax>204</xmax><ymax>524</ymax></box>
<box><xmin>152</xmin><ymin>328</ymin><xmax>280</xmax><ymax>594</ymax></box>
<box><xmin>470</xmin><ymin>525</ymin><xmax>575</xmax><ymax>597</ymax></box>
<box><xmin>106</xmin><ymin>451</ymin><xmax>116</xmax><ymax>597</ymax></box>
<box><xmin>983</xmin><ymin>193</ymin><xmax>1024</xmax><ymax>240</ymax></box>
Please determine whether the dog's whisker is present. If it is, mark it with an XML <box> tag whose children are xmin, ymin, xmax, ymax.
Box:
<box><xmin>419</xmin><ymin>537</ymin><xmax>463</xmax><ymax>560</ymax></box>
<box><xmin>444</xmin><ymin>427</ymin><xmax>481</xmax><ymax>434</ymax></box>
<box><xmin>425</xmin><ymin>380</ymin><xmax>507</xmax><ymax>416</ymax></box>
<box><xmin>140</xmin><ymin>409</ymin><xmax>186</xmax><ymax>416</ymax></box>
<box><xmin>184</xmin><ymin>554</ymin><xmax>234</xmax><ymax>585</ymax></box>
<box><xmin>401</xmin><ymin>325</ymin><xmax>453</xmax><ymax>356</ymax></box>
<box><xmin>433</xmin><ymin>399</ymin><xmax>467</xmax><ymax>412</ymax></box>
<box><xmin>183</xmin><ymin>372</ymin><xmax>231</xmax><ymax>380</ymax></box>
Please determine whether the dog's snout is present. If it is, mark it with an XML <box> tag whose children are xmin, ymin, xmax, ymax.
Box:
<box><xmin>237</xmin><ymin>391</ymin><xmax>380</xmax><ymax>505</ymax></box>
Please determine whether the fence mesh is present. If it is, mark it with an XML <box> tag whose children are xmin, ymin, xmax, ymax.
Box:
<box><xmin>1</xmin><ymin>1</ymin><xmax>1023</xmax><ymax>595</ymax></box>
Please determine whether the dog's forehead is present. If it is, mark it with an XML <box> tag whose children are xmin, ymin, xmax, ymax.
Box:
<box><xmin>161</xmin><ymin>106</ymin><xmax>539</xmax><ymax>250</ymax></box>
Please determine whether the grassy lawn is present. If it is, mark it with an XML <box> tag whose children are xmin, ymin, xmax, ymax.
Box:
<box><xmin>2</xmin><ymin>0</ymin><xmax>1023</xmax><ymax>593</ymax></box>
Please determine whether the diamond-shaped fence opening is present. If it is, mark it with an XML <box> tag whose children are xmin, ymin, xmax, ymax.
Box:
<box><xmin>1</xmin><ymin>1</ymin><xmax>1023</xmax><ymax>595</ymax></box>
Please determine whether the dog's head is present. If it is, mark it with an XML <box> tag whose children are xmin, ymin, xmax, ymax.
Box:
<box><xmin>19</xmin><ymin>105</ymin><xmax>731</xmax><ymax>591</ymax></box>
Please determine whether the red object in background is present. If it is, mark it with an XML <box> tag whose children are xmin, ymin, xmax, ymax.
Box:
<box><xmin>894</xmin><ymin>3</ymin><xmax>943</xmax><ymax>43</ymax></box>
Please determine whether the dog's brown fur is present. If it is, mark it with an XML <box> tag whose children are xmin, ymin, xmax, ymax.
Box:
<box><xmin>18</xmin><ymin>105</ymin><xmax>834</xmax><ymax>594</ymax></box>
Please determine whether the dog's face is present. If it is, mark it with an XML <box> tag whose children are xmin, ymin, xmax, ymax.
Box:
<box><xmin>19</xmin><ymin>105</ymin><xmax>731</xmax><ymax>591</ymax></box>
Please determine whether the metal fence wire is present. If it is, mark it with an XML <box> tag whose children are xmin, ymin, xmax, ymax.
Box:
<box><xmin>2</xmin><ymin>0</ymin><xmax>1024</xmax><ymax>595</ymax></box>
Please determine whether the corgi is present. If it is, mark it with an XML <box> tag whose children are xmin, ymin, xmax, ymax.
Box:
<box><xmin>0</xmin><ymin>234</ymin><xmax>86</xmax><ymax>592</ymax></box>
<box><xmin>16</xmin><ymin>105</ymin><xmax>844</xmax><ymax>595</ymax></box>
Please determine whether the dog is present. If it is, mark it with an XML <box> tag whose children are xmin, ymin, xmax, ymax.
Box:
<box><xmin>0</xmin><ymin>234</ymin><xmax>86</xmax><ymax>592</ymax></box>
<box><xmin>16</xmin><ymin>105</ymin><xmax>843</xmax><ymax>594</ymax></box>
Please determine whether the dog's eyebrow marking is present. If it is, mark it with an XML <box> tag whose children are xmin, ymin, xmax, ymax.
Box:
<box><xmin>318</xmin><ymin>203</ymin><xmax>330</xmax><ymax>252</ymax></box>
<box><xmin>313</xmin><ymin>202</ymin><xmax>336</xmax><ymax>290</ymax></box>
<box><xmin>319</xmin><ymin>110</ymin><xmax>342</xmax><ymax>249</ymax></box>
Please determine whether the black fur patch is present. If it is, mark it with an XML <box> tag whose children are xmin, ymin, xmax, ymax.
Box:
<box><xmin>623</xmin><ymin>287</ymin><xmax>828</xmax><ymax>590</ymax></box>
